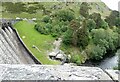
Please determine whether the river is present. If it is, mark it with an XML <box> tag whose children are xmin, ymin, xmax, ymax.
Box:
<box><xmin>94</xmin><ymin>49</ymin><xmax>119</xmax><ymax>69</ymax></box>
<box><xmin>82</xmin><ymin>49</ymin><xmax>119</xmax><ymax>69</ymax></box>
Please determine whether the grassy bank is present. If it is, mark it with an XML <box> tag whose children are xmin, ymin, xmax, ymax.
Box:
<box><xmin>14</xmin><ymin>20</ymin><xmax>60</xmax><ymax>64</ymax></box>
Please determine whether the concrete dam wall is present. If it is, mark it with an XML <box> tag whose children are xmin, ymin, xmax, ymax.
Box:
<box><xmin>0</xmin><ymin>22</ymin><xmax>35</xmax><ymax>64</ymax></box>
<box><xmin>0</xmin><ymin>21</ymin><xmax>119</xmax><ymax>81</ymax></box>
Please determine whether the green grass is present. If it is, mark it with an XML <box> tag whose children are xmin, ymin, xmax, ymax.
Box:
<box><xmin>2</xmin><ymin>12</ymin><xmax>43</xmax><ymax>19</ymax></box>
<box><xmin>2</xmin><ymin>2</ymin><xmax>110</xmax><ymax>19</ymax></box>
<box><xmin>14</xmin><ymin>20</ymin><xmax>60</xmax><ymax>64</ymax></box>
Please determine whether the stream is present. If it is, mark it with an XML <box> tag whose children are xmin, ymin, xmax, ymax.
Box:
<box><xmin>96</xmin><ymin>54</ymin><xmax>118</xmax><ymax>69</ymax></box>
<box><xmin>82</xmin><ymin>49</ymin><xmax>119</xmax><ymax>69</ymax></box>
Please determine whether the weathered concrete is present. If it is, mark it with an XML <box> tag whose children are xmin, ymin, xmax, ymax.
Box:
<box><xmin>0</xmin><ymin>23</ymin><xmax>35</xmax><ymax>64</ymax></box>
<box><xmin>0</xmin><ymin>65</ymin><xmax>115</xmax><ymax>81</ymax></box>
<box><xmin>105</xmin><ymin>70</ymin><xmax>119</xmax><ymax>81</ymax></box>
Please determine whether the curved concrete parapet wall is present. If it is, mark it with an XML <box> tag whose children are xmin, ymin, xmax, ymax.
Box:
<box><xmin>12</xmin><ymin>27</ymin><xmax>41</xmax><ymax>64</ymax></box>
<box><xmin>0</xmin><ymin>65</ymin><xmax>119</xmax><ymax>81</ymax></box>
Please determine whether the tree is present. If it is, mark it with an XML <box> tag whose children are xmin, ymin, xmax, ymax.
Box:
<box><xmin>86</xmin><ymin>19</ymin><xmax>96</xmax><ymax>31</ymax></box>
<box><xmin>42</xmin><ymin>15</ymin><xmax>51</xmax><ymax>23</ymax></box>
<box><xmin>91</xmin><ymin>28</ymin><xmax>119</xmax><ymax>51</ymax></box>
<box><xmin>63</xmin><ymin>29</ymin><xmax>73</xmax><ymax>45</ymax></box>
<box><xmin>77</xmin><ymin>20</ymin><xmax>89</xmax><ymax>49</ymax></box>
<box><xmin>90</xmin><ymin>45</ymin><xmax>105</xmax><ymax>60</ymax></box>
<box><xmin>115</xmin><ymin>17</ymin><xmax>120</xmax><ymax>27</ymax></box>
<box><xmin>45</xmin><ymin>23</ymin><xmax>52</xmax><ymax>33</ymax></box>
<box><xmin>100</xmin><ymin>20</ymin><xmax>109</xmax><ymax>29</ymax></box>
<box><xmin>56</xmin><ymin>10</ymin><xmax>75</xmax><ymax>22</ymax></box>
<box><xmin>63</xmin><ymin>19</ymin><xmax>89</xmax><ymax>49</ymax></box>
<box><xmin>80</xmin><ymin>2</ymin><xmax>91</xmax><ymax>18</ymax></box>
<box><xmin>105</xmin><ymin>10</ymin><xmax>120</xmax><ymax>27</ymax></box>
<box><xmin>70</xmin><ymin>20</ymin><xmax>80</xmax><ymax>46</ymax></box>
<box><xmin>89</xmin><ymin>13</ymin><xmax>104</xmax><ymax>28</ymax></box>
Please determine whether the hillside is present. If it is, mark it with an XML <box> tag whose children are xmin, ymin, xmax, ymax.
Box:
<box><xmin>1</xmin><ymin>1</ymin><xmax>120</xmax><ymax>66</ymax></box>
<box><xmin>1</xmin><ymin>1</ymin><xmax>111</xmax><ymax>19</ymax></box>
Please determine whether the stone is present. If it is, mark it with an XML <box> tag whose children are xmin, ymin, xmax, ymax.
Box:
<box><xmin>32</xmin><ymin>18</ymin><xmax>36</xmax><ymax>21</ymax></box>
<box><xmin>22</xmin><ymin>36</ymin><xmax>26</xmax><ymax>39</ymax></box>
<box><xmin>16</xmin><ymin>17</ymin><xmax>21</xmax><ymax>20</ymax></box>
<box><xmin>49</xmin><ymin>52</ymin><xmax>57</xmax><ymax>57</ymax></box>
<box><xmin>105</xmin><ymin>70</ymin><xmax>119</xmax><ymax>81</ymax></box>
<box><xmin>0</xmin><ymin>65</ymin><xmax>113</xmax><ymax>81</ymax></box>
<box><xmin>56</xmin><ymin>54</ymin><xmax>64</xmax><ymax>60</ymax></box>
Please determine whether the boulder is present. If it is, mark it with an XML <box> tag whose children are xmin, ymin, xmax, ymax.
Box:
<box><xmin>56</xmin><ymin>54</ymin><xmax>64</xmax><ymax>60</ymax></box>
<box><xmin>49</xmin><ymin>52</ymin><xmax>57</xmax><ymax>57</ymax></box>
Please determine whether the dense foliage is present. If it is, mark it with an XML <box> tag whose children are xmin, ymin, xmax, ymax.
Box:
<box><xmin>5</xmin><ymin>2</ymin><xmax>119</xmax><ymax>65</ymax></box>
<box><xmin>34</xmin><ymin>2</ymin><xmax>120</xmax><ymax>65</ymax></box>
<box><xmin>2</xmin><ymin>2</ymin><xmax>26</xmax><ymax>13</ymax></box>
<box><xmin>105</xmin><ymin>10</ymin><xmax>120</xmax><ymax>27</ymax></box>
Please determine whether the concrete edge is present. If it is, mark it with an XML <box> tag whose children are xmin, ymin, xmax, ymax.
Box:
<box><xmin>10</xmin><ymin>26</ymin><xmax>42</xmax><ymax>64</ymax></box>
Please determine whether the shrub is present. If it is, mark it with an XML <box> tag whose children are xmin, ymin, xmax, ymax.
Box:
<box><xmin>42</xmin><ymin>15</ymin><xmax>51</xmax><ymax>23</ymax></box>
<box><xmin>90</xmin><ymin>45</ymin><xmax>105</xmax><ymax>60</ymax></box>
<box><xmin>61</xmin><ymin>26</ymin><xmax>68</xmax><ymax>32</ymax></box>
<box><xmin>45</xmin><ymin>23</ymin><xmax>52</xmax><ymax>33</ymax></box>
<box><xmin>86</xmin><ymin>19</ymin><xmax>96</xmax><ymax>31</ymax></box>
<box><xmin>63</xmin><ymin>29</ymin><xmax>73</xmax><ymax>45</ymax></box>
<box><xmin>51</xmin><ymin>33</ymin><xmax>59</xmax><ymax>37</ymax></box>
<box><xmin>70</xmin><ymin>54</ymin><xmax>81</xmax><ymax>65</ymax></box>
<box><xmin>80</xmin><ymin>2</ymin><xmax>91</xmax><ymax>18</ymax></box>
<box><xmin>56</xmin><ymin>10</ymin><xmax>75</xmax><ymax>22</ymax></box>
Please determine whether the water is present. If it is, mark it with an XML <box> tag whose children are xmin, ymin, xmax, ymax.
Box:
<box><xmin>96</xmin><ymin>49</ymin><xmax>119</xmax><ymax>69</ymax></box>
<box><xmin>82</xmin><ymin>49</ymin><xmax>119</xmax><ymax>69</ymax></box>
<box><xmin>97</xmin><ymin>55</ymin><xmax>118</xmax><ymax>69</ymax></box>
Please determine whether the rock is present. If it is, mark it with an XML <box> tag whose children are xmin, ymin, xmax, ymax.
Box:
<box><xmin>63</xmin><ymin>63</ymin><xmax>77</xmax><ymax>66</ymax></box>
<box><xmin>16</xmin><ymin>17</ymin><xmax>21</xmax><ymax>20</ymax></box>
<box><xmin>0</xmin><ymin>65</ymin><xmax>113</xmax><ymax>81</ymax></box>
<box><xmin>32</xmin><ymin>18</ymin><xmax>36</xmax><ymax>21</ymax></box>
<box><xmin>22</xmin><ymin>36</ymin><xmax>25</xmax><ymax>39</ymax></box>
<box><xmin>56</xmin><ymin>54</ymin><xmax>64</xmax><ymax>60</ymax></box>
<box><xmin>23</xmin><ymin>18</ymin><xmax>27</xmax><ymax>20</ymax></box>
<box><xmin>49</xmin><ymin>52</ymin><xmax>57</xmax><ymax>57</ymax></box>
<box><xmin>32</xmin><ymin>45</ymin><xmax>35</xmax><ymax>48</ymax></box>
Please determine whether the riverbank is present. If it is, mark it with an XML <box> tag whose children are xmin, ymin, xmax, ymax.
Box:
<box><xmin>81</xmin><ymin>49</ymin><xmax>119</xmax><ymax>69</ymax></box>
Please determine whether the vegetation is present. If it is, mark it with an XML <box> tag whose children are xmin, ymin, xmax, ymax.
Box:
<box><xmin>80</xmin><ymin>2</ymin><xmax>91</xmax><ymax>18</ymax></box>
<box><xmin>105</xmin><ymin>10</ymin><xmax>120</xmax><ymax>27</ymax></box>
<box><xmin>14</xmin><ymin>21</ymin><xmax>60</xmax><ymax>64</ymax></box>
<box><xmin>3</xmin><ymin>2</ymin><xmax>119</xmax><ymax>65</ymax></box>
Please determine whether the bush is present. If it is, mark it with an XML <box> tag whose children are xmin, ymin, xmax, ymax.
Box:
<box><xmin>56</xmin><ymin>10</ymin><xmax>75</xmax><ymax>22</ymax></box>
<box><xmin>63</xmin><ymin>29</ymin><xmax>73</xmax><ymax>45</ymax></box>
<box><xmin>100</xmin><ymin>20</ymin><xmax>109</xmax><ymax>29</ymax></box>
<box><xmin>34</xmin><ymin>24</ymin><xmax>39</xmax><ymax>30</ymax></box>
<box><xmin>27</xmin><ymin>6</ymin><xmax>37</xmax><ymax>14</ymax></box>
<box><xmin>42</xmin><ymin>15</ymin><xmax>51</xmax><ymax>23</ymax></box>
<box><xmin>51</xmin><ymin>33</ymin><xmax>59</xmax><ymax>37</ymax></box>
<box><xmin>70</xmin><ymin>54</ymin><xmax>82</xmax><ymax>65</ymax></box>
<box><xmin>86</xmin><ymin>19</ymin><xmax>96</xmax><ymax>31</ymax></box>
<box><xmin>80</xmin><ymin>2</ymin><xmax>91</xmax><ymax>18</ymax></box>
<box><xmin>90</xmin><ymin>45</ymin><xmax>105</xmax><ymax>60</ymax></box>
<box><xmin>45</xmin><ymin>23</ymin><xmax>52</xmax><ymax>33</ymax></box>
<box><xmin>61</xmin><ymin>26</ymin><xmax>68</xmax><ymax>32</ymax></box>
